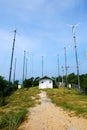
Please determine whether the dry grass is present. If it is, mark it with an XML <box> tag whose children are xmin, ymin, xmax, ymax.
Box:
<box><xmin>45</xmin><ymin>87</ymin><xmax>87</xmax><ymax>118</ymax></box>
<box><xmin>0</xmin><ymin>87</ymin><xmax>40</xmax><ymax>112</ymax></box>
<box><xmin>0</xmin><ymin>87</ymin><xmax>40</xmax><ymax>130</ymax></box>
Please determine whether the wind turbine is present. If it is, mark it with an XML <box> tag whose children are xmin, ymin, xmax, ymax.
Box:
<box><xmin>9</xmin><ymin>29</ymin><xmax>17</xmax><ymax>89</ymax></box>
<box><xmin>67</xmin><ymin>23</ymin><xmax>81</xmax><ymax>90</ymax></box>
<box><xmin>67</xmin><ymin>23</ymin><xmax>80</xmax><ymax>34</ymax></box>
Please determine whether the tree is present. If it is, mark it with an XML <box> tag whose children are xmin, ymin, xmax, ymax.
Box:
<box><xmin>80</xmin><ymin>74</ymin><xmax>87</xmax><ymax>94</ymax></box>
<box><xmin>68</xmin><ymin>73</ymin><xmax>78</xmax><ymax>84</ymax></box>
<box><xmin>13</xmin><ymin>80</ymin><xmax>19</xmax><ymax>90</ymax></box>
<box><xmin>0</xmin><ymin>76</ymin><xmax>8</xmax><ymax>106</ymax></box>
<box><xmin>23</xmin><ymin>77</ymin><xmax>34</xmax><ymax>88</ymax></box>
<box><xmin>34</xmin><ymin>77</ymin><xmax>40</xmax><ymax>86</ymax></box>
<box><xmin>56</xmin><ymin>76</ymin><xmax>62</xmax><ymax>82</ymax></box>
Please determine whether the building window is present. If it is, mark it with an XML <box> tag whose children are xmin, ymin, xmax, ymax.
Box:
<box><xmin>41</xmin><ymin>81</ymin><xmax>44</xmax><ymax>83</ymax></box>
<box><xmin>49</xmin><ymin>81</ymin><xmax>51</xmax><ymax>83</ymax></box>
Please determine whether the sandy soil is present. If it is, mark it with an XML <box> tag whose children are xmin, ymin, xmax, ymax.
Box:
<box><xmin>18</xmin><ymin>91</ymin><xmax>87</xmax><ymax>130</ymax></box>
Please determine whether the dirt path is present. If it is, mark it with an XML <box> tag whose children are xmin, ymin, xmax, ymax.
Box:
<box><xmin>18</xmin><ymin>91</ymin><xmax>87</xmax><ymax>130</ymax></box>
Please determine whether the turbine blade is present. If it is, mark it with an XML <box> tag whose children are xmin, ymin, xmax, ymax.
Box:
<box><xmin>66</xmin><ymin>24</ymin><xmax>73</xmax><ymax>28</ymax></box>
<box><xmin>75</xmin><ymin>22</ymin><xmax>80</xmax><ymax>27</ymax></box>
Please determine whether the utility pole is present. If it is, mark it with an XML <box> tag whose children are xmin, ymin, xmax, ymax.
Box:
<box><xmin>72</xmin><ymin>25</ymin><xmax>80</xmax><ymax>90</ymax></box>
<box><xmin>13</xmin><ymin>58</ymin><xmax>17</xmax><ymax>83</ymax></box>
<box><xmin>9</xmin><ymin>30</ymin><xmax>16</xmax><ymax>89</ymax></box>
<box><xmin>64</xmin><ymin>47</ymin><xmax>68</xmax><ymax>87</ymax></box>
<box><xmin>42</xmin><ymin>56</ymin><xmax>43</xmax><ymax>77</ymax></box>
<box><xmin>22</xmin><ymin>50</ymin><xmax>26</xmax><ymax>85</ymax></box>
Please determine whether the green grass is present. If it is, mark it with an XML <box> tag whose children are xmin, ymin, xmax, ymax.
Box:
<box><xmin>0</xmin><ymin>109</ymin><xmax>27</xmax><ymax>130</ymax></box>
<box><xmin>45</xmin><ymin>87</ymin><xmax>87</xmax><ymax>118</ymax></box>
<box><xmin>0</xmin><ymin>87</ymin><xmax>40</xmax><ymax>130</ymax></box>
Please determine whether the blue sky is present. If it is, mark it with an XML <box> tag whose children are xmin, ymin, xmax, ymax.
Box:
<box><xmin>0</xmin><ymin>0</ymin><xmax>87</xmax><ymax>81</ymax></box>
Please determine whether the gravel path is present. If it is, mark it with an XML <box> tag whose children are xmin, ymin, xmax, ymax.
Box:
<box><xmin>18</xmin><ymin>91</ymin><xmax>87</xmax><ymax>130</ymax></box>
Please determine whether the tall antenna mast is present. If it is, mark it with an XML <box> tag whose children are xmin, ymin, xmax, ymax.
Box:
<box><xmin>9</xmin><ymin>29</ymin><xmax>16</xmax><ymax>88</ymax></box>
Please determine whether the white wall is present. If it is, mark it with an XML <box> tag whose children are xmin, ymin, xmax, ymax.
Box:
<box><xmin>39</xmin><ymin>79</ymin><xmax>53</xmax><ymax>89</ymax></box>
<box><xmin>18</xmin><ymin>84</ymin><xmax>22</xmax><ymax>89</ymax></box>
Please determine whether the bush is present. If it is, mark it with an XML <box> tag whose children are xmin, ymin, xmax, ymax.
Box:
<box><xmin>0</xmin><ymin>76</ymin><xmax>8</xmax><ymax>106</ymax></box>
<box><xmin>12</xmin><ymin>80</ymin><xmax>19</xmax><ymax>91</ymax></box>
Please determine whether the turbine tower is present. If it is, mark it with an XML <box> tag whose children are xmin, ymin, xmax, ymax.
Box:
<box><xmin>9</xmin><ymin>29</ymin><xmax>16</xmax><ymax>89</ymax></box>
<box><xmin>64</xmin><ymin>47</ymin><xmax>68</xmax><ymax>87</ymax></box>
<box><xmin>68</xmin><ymin>23</ymin><xmax>80</xmax><ymax>90</ymax></box>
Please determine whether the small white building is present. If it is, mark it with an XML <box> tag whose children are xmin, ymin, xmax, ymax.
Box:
<box><xmin>18</xmin><ymin>84</ymin><xmax>22</xmax><ymax>89</ymax></box>
<box><xmin>39</xmin><ymin>76</ymin><xmax>53</xmax><ymax>89</ymax></box>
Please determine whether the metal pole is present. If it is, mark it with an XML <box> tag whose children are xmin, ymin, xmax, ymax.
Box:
<box><xmin>25</xmin><ymin>58</ymin><xmax>28</xmax><ymax>79</ymax></box>
<box><xmin>9</xmin><ymin>30</ymin><xmax>16</xmax><ymax>88</ymax></box>
<box><xmin>61</xmin><ymin>66</ymin><xmax>64</xmax><ymax>84</ymax></box>
<box><xmin>13</xmin><ymin>58</ymin><xmax>17</xmax><ymax>82</ymax></box>
<box><xmin>64</xmin><ymin>47</ymin><xmax>68</xmax><ymax>87</ymax></box>
<box><xmin>73</xmin><ymin>32</ymin><xmax>80</xmax><ymax>90</ymax></box>
<box><xmin>22</xmin><ymin>50</ymin><xmax>26</xmax><ymax>85</ymax></box>
<box><xmin>68</xmin><ymin>24</ymin><xmax>80</xmax><ymax>90</ymax></box>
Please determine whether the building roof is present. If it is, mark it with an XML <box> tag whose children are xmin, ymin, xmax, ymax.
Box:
<box><xmin>39</xmin><ymin>76</ymin><xmax>53</xmax><ymax>81</ymax></box>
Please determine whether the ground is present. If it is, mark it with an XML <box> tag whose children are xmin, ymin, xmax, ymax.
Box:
<box><xmin>18</xmin><ymin>91</ymin><xmax>87</xmax><ymax>130</ymax></box>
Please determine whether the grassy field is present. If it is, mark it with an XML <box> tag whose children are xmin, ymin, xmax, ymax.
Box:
<box><xmin>45</xmin><ymin>87</ymin><xmax>87</xmax><ymax>118</ymax></box>
<box><xmin>0</xmin><ymin>87</ymin><xmax>40</xmax><ymax>130</ymax></box>
<box><xmin>1</xmin><ymin>87</ymin><xmax>87</xmax><ymax>129</ymax></box>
